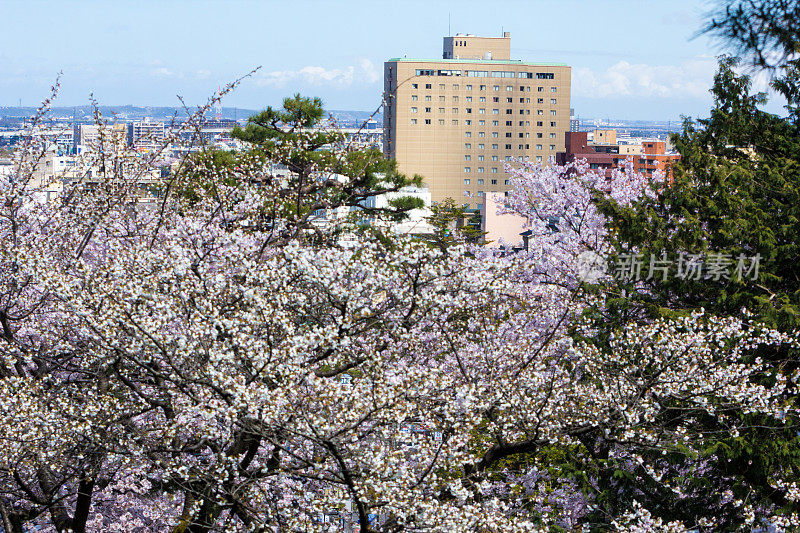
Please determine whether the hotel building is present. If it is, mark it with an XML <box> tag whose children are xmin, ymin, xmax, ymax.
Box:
<box><xmin>384</xmin><ymin>33</ymin><xmax>571</xmax><ymax>209</ymax></box>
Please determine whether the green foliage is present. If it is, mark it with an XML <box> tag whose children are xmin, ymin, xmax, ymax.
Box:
<box><xmin>425</xmin><ymin>198</ymin><xmax>485</xmax><ymax>250</ymax></box>
<box><xmin>178</xmin><ymin>94</ymin><xmax>423</xmax><ymax>243</ymax></box>
<box><xmin>590</xmin><ymin>56</ymin><xmax>800</xmax><ymax>529</ymax></box>
<box><xmin>599</xmin><ymin>56</ymin><xmax>800</xmax><ymax>330</ymax></box>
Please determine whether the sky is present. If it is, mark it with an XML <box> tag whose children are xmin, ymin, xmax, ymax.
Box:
<box><xmin>0</xmin><ymin>0</ymin><xmax>787</xmax><ymax>120</ymax></box>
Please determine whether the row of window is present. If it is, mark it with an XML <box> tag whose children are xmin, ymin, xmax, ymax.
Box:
<box><xmin>412</xmin><ymin>95</ymin><xmax>558</xmax><ymax>104</ymax></box>
<box><xmin>411</xmin><ymin>107</ymin><xmax>558</xmax><ymax>116</ymax></box>
<box><xmin>411</xmin><ymin>118</ymin><xmax>556</xmax><ymax>127</ymax></box>
<box><xmin>465</xmin><ymin>179</ymin><xmax>509</xmax><ymax>185</ymax></box>
<box><xmin>414</xmin><ymin>69</ymin><xmax>556</xmax><ymax>79</ymax></box>
<box><xmin>411</xmin><ymin>83</ymin><xmax>558</xmax><ymax>93</ymax></box>
<box><xmin>462</xmin><ymin>143</ymin><xmax>556</xmax><ymax>155</ymax></box>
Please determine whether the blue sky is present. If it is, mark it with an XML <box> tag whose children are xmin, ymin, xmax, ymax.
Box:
<box><xmin>0</xmin><ymin>0</ymin><xmax>786</xmax><ymax>120</ymax></box>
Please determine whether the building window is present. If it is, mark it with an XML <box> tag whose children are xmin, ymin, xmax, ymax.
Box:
<box><xmin>493</xmin><ymin>97</ymin><xmax>499</xmax><ymax>102</ymax></box>
<box><xmin>466</xmin><ymin>96</ymin><xmax>472</xmax><ymax>102</ymax></box>
<box><xmin>519</xmin><ymin>144</ymin><xmax>524</xmax><ymax>149</ymax></box>
<box><xmin>465</xmin><ymin>155</ymin><xmax>471</xmax><ymax>161</ymax></box>
<box><xmin>480</xmin><ymin>84</ymin><xmax>486</xmax><ymax>90</ymax></box>
<box><xmin>492</xmin><ymin>167</ymin><xmax>498</xmax><ymax>173</ymax></box>
<box><xmin>550</xmin><ymin>144</ymin><xmax>555</xmax><ymax>150</ymax></box>
<box><xmin>492</xmin><ymin>155</ymin><xmax>498</xmax><ymax>161</ymax></box>
<box><xmin>453</xmin><ymin>120</ymin><xmax>459</xmax><ymax>125</ymax></box>
<box><xmin>465</xmin><ymin>143</ymin><xmax>471</xmax><ymax>149</ymax></box>
<box><xmin>506</xmin><ymin>120</ymin><xmax>513</xmax><ymax>126</ymax></box>
<box><xmin>439</xmin><ymin>95</ymin><xmax>446</xmax><ymax>102</ymax></box>
<box><xmin>551</xmin><ymin>87</ymin><xmax>557</xmax><ymax>92</ymax></box>
<box><xmin>536</xmin><ymin>156</ymin><xmax>543</xmax><ymax>162</ymax></box>
<box><xmin>478</xmin><ymin>144</ymin><xmax>485</xmax><ymax>149</ymax></box>
<box><xmin>464</xmin><ymin>167</ymin><xmax>471</xmax><ymax>172</ymax></box>
<box><xmin>439</xmin><ymin>119</ymin><xmax>445</xmax><ymax>125</ymax></box>
<box><xmin>525</xmin><ymin>143</ymin><xmax>530</xmax><ymax>148</ymax></box>
<box><xmin>425</xmin><ymin>95</ymin><xmax>432</xmax><ymax>101</ymax></box>
<box><xmin>425</xmin><ymin>107</ymin><xmax>431</xmax><ymax>112</ymax></box>
<box><xmin>505</xmin><ymin>155</ymin><xmax>513</xmax><ymax>161</ymax></box>
<box><xmin>466</xmin><ymin>84</ymin><xmax>472</xmax><ymax>90</ymax></box>
<box><xmin>506</xmin><ymin>109</ymin><xmax>512</xmax><ymax>114</ymax></box>
<box><xmin>411</xmin><ymin>119</ymin><xmax>417</xmax><ymax>124</ymax></box>
<box><xmin>466</xmin><ymin>108</ymin><xmax>472</xmax><ymax>114</ymax></box>
<box><xmin>425</xmin><ymin>83</ymin><xmax>431</xmax><ymax>89</ymax></box>
<box><xmin>439</xmin><ymin>83</ymin><xmax>445</xmax><ymax>89</ymax></box>
<box><xmin>479</xmin><ymin>119</ymin><xmax>485</xmax><ymax>125</ymax></box>
<box><xmin>505</xmin><ymin>144</ymin><xmax>512</xmax><ymax>149</ymax></box>
<box><xmin>550</xmin><ymin>133</ymin><xmax>556</xmax><ymax>138</ymax></box>
<box><xmin>411</xmin><ymin>107</ymin><xmax>418</xmax><ymax>113</ymax></box>
<box><xmin>492</xmin><ymin>144</ymin><xmax>499</xmax><ymax>149</ymax></box>
<box><xmin>491</xmin><ymin>179</ymin><xmax>497</xmax><ymax>184</ymax></box>
<box><xmin>464</xmin><ymin>179</ymin><xmax>470</xmax><ymax>185</ymax></box>
<box><xmin>506</xmin><ymin>97</ymin><xmax>513</xmax><ymax>103</ymax></box>
<box><xmin>453</xmin><ymin>84</ymin><xmax>459</xmax><ymax>90</ymax></box>
<box><xmin>477</xmin><ymin>191</ymin><xmax>484</xmax><ymax>197</ymax></box>
<box><xmin>465</xmin><ymin>119</ymin><xmax>472</xmax><ymax>125</ymax></box>
<box><xmin>537</xmin><ymin>121</ymin><xmax>543</xmax><ymax>126</ymax></box>
<box><xmin>537</xmin><ymin>110</ymin><xmax>544</xmax><ymax>115</ymax></box>
<box><xmin>537</xmin><ymin>133</ymin><xmax>543</xmax><ymax>138</ymax></box>
<box><xmin>538</xmin><ymin>86</ymin><xmax>543</xmax><ymax>92</ymax></box>
<box><xmin>465</xmin><ymin>132</ymin><xmax>472</xmax><ymax>137</ymax></box>
<box><xmin>537</xmin><ymin>98</ymin><xmax>543</xmax><ymax>103</ymax></box>
<box><xmin>493</xmin><ymin>85</ymin><xmax>500</xmax><ymax>91</ymax></box>
<box><xmin>412</xmin><ymin>83</ymin><xmax>418</xmax><ymax>89</ymax></box>
<box><xmin>506</xmin><ymin>86</ymin><xmax>513</xmax><ymax>91</ymax></box>
<box><xmin>550</xmin><ymin>121</ymin><xmax>556</xmax><ymax>127</ymax></box>
<box><xmin>519</xmin><ymin>133</ymin><xmax>524</xmax><ymax>138</ymax></box>
<box><xmin>478</xmin><ymin>131</ymin><xmax>485</xmax><ymax>137</ymax></box>
<box><xmin>478</xmin><ymin>155</ymin><xmax>484</xmax><ymax>161</ymax></box>
<box><xmin>518</xmin><ymin>121</ymin><xmax>524</xmax><ymax>126</ymax></box>
<box><xmin>537</xmin><ymin>144</ymin><xmax>543</xmax><ymax>150</ymax></box>
<box><xmin>411</xmin><ymin>95</ymin><xmax>418</xmax><ymax>101</ymax></box>
<box><xmin>479</xmin><ymin>96</ymin><xmax>486</xmax><ymax>102</ymax></box>
<box><xmin>425</xmin><ymin>119</ymin><xmax>431</xmax><ymax>124</ymax></box>
<box><xmin>492</xmin><ymin>132</ymin><xmax>499</xmax><ymax>137</ymax></box>
<box><xmin>453</xmin><ymin>96</ymin><xmax>459</xmax><ymax>102</ymax></box>
<box><xmin>506</xmin><ymin>132</ymin><xmax>512</xmax><ymax>138</ymax></box>
<box><xmin>492</xmin><ymin>109</ymin><xmax>499</xmax><ymax>114</ymax></box>
<box><xmin>505</xmin><ymin>179</ymin><xmax>509</xmax><ymax>185</ymax></box>
<box><xmin>452</xmin><ymin>108</ymin><xmax>459</xmax><ymax>114</ymax></box>
<box><xmin>551</xmin><ymin>110</ymin><xmax>557</xmax><ymax>116</ymax></box>
<box><xmin>478</xmin><ymin>167</ymin><xmax>485</xmax><ymax>173</ymax></box>
<box><xmin>551</xmin><ymin>98</ymin><xmax>557</xmax><ymax>104</ymax></box>
<box><xmin>439</xmin><ymin>107</ymin><xmax>445</xmax><ymax>113</ymax></box>
<box><xmin>492</xmin><ymin>120</ymin><xmax>499</xmax><ymax>126</ymax></box>
<box><xmin>519</xmin><ymin>98</ymin><xmax>525</xmax><ymax>103</ymax></box>
<box><xmin>479</xmin><ymin>108</ymin><xmax>486</xmax><ymax>114</ymax></box>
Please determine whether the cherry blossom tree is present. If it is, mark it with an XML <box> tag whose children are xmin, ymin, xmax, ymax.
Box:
<box><xmin>0</xmin><ymin>87</ymin><xmax>797</xmax><ymax>533</ymax></box>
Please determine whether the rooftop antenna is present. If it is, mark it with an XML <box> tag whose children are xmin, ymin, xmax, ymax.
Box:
<box><xmin>448</xmin><ymin>13</ymin><xmax>451</xmax><ymax>36</ymax></box>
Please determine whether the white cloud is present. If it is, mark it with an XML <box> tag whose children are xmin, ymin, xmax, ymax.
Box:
<box><xmin>195</xmin><ymin>69</ymin><xmax>212</xmax><ymax>79</ymax></box>
<box><xmin>258</xmin><ymin>59</ymin><xmax>380</xmax><ymax>88</ymax></box>
<box><xmin>151</xmin><ymin>67</ymin><xmax>174</xmax><ymax>77</ymax></box>
<box><xmin>573</xmin><ymin>56</ymin><xmax>718</xmax><ymax>99</ymax></box>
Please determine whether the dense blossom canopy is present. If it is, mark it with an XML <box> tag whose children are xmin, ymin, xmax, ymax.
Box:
<box><xmin>0</xmin><ymin>87</ymin><xmax>798</xmax><ymax>533</ymax></box>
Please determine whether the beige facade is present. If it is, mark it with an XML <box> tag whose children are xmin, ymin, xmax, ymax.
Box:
<box><xmin>593</xmin><ymin>129</ymin><xmax>617</xmax><ymax>145</ymax></box>
<box><xmin>384</xmin><ymin>33</ymin><xmax>571</xmax><ymax>209</ymax></box>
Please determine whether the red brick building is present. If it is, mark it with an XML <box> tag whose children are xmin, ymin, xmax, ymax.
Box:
<box><xmin>556</xmin><ymin>132</ymin><xmax>679</xmax><ymax>179</ymax></box>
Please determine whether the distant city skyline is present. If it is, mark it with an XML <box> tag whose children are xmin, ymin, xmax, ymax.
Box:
<box><xmin>0</xmin><ymin>0</ymin><xmax>787</xmax><ymax>120</ymax></box>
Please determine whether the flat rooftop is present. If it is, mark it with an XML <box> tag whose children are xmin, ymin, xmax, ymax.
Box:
<box><xmin>386</xmin><ymin>58</ymin><xmax>568</xmax><ymax>66</ymax></box>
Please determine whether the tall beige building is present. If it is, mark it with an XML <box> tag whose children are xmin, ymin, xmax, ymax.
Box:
<box><xmin>384</xmin><ymin>33</ymin><xmax>571</xmax><ymax>209</ymax></box>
